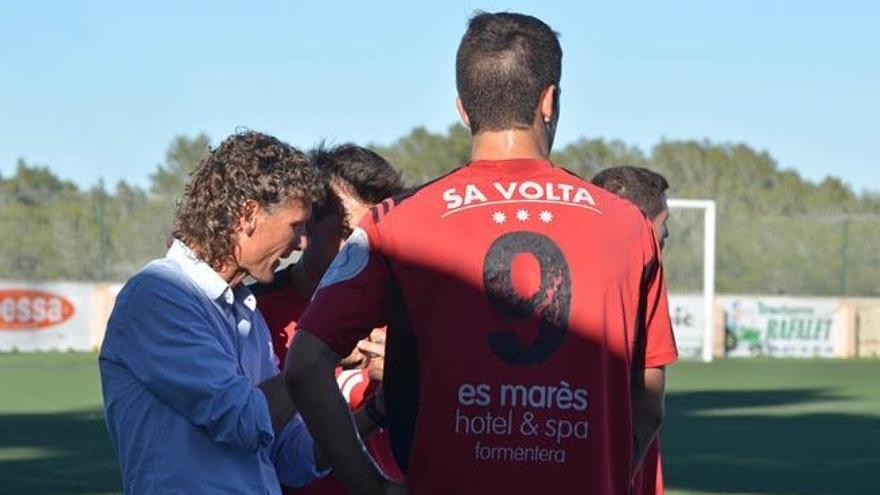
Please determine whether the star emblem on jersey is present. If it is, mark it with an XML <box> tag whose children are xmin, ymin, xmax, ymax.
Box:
<box><xmin>492</xmin><ymin>211</ymin><xmax>507</xmax><ymax>224</ymax></box>
<box><xmin>539</xmin><ymin>210</ymin><xmax>554</xmax><ymax>223</ymax></box>
<box><xmin>515</xmin><ymin>209</ymin><xmax>530</xmax><ymax>222</ymax></box>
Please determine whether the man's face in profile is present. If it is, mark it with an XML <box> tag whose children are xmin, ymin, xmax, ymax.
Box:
<box><xmin>652</xmin><ymin>193</ymin><xmax>670</xmax><ymax>251</ymax></box>
<box><xmin>301</xmin><ymin>184</ymin><xmax>356</xmax><ymax>274</ymax></box>
<box><xmin>238</xmin><ymin>200</ymin><xmax>310</xmax><ymax>284</ymax></box>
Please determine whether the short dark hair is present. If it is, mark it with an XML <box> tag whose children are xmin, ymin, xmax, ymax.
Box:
<box><xmin>591</xmin><ymin>166</ymin><xmax>670</xmax><ymax>219</ymax></box>
<box><xmin>173</xmin><ymin>131</ymin><xmax>324</xmax><ymax>270</ymax></box>
<box><xmin>309</xmin><ymin>143</ymin><xmax>404</xmax><ymax>222</ymax></box>
<box><xmin>456</xmin><ymin>12</ymin><xmax>562</xmax><ymax>134</ymax></box>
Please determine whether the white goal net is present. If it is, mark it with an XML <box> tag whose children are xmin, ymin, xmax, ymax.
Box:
<box><xmin>664</xmin><ymin>199</ymin><xmax>716</xmax><ymax>362</ymax></box>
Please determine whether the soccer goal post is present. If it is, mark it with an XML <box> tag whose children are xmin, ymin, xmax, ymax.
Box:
<box><xmin>665</xmin><ymin>199</ymin><xmax>716</xmax><ymax>362</ymax></box>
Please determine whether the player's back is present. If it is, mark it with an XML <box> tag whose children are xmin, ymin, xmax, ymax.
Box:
<box><xmin>370</xmin><ymin>158</ymin><xmax>667</xmax><ymax>495</ymax></box>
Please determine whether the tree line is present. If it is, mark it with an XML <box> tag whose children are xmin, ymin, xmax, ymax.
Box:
<box><xmin>2</xmin><ymin>125</ymin><xmax>877</xmax><ymax>296</ymax></box>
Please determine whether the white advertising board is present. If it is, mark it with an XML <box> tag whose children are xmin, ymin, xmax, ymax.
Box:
<box><xmin>721</xmin><ymin>297</ymin><xmax>841</xmax><ymax>358</ymax></box>
<box><xmin>0</xmin><ymin>282</ymin><xmax>100</xmax><ymax>351</ymax></box>
<box><xmin>668</xmin><ymin>294</ymin><xmax>706</xmax><ymax>360</ymax></box>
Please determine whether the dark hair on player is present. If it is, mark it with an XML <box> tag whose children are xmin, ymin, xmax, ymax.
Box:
<box><xmin>591</xmin><ymin>166</ymin><xmax>670</xmax><ymax>219</ymax></box>
<box><xmin>173</xmin><ymin>131</ymin><xmax>324</xmax><ymax>271</ymax></box>
<box><xmin>308</xmin><ymin>143</ymin><xmax>404</xmax><ymax>223</ymax></box>
<box><xmin>455</xmin><ymin>12</ymin><xmax>562</xmax><ymax>134</ymax></box>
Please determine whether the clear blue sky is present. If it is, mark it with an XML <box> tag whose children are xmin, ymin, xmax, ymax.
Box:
<box><xmin>1</xmin><ymin>1</ymin><xmax>878</xmax><ymax>193</ymax></box>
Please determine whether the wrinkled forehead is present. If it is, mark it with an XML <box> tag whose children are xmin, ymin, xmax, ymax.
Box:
<box><xmin>266</xmin><ymin>198</ymin><xmax>310</xmax><ymax>223</ymax></box>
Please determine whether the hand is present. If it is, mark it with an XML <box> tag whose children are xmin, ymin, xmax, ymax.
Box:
<box><xmin>357</xmin><ymin>329</ymin><xmax>386</xmax><ymax>382</ymax></box>
<box><xmin>339</xmin><ymin>347</ymin><xmax>367</xmax><ymax>370</ymax></box>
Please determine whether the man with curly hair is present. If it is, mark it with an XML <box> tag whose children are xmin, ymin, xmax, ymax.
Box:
<box><xmin>99</xmin><ymin>131</ymin><xmax>360</xmax><ymax>494</ymax></box>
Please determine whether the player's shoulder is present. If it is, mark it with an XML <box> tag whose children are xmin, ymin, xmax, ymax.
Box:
<box><xmin>550</xmin><ymin>163</ymin><xmax>651</xmax><ymax>244</ymax></box>
<box><xmin>126</xmin><ymin>259</ymin><xmax>189</xmax><ymax>297</ymax></box>
<box><xmin>112</xmin><ymin>259</ymin><xmax>200</xmax><ymax>316</ymax></box>
<box><xmin>366</xmin><ymin>166</ymin><xmax>469</xmax><ymax>226</ymax></box>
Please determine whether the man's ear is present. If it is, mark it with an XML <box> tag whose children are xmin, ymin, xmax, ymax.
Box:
<box><xmin>455</xmin><ymin>97</ymin><xmax>471</xmax><ymax>128</ymax></box>
<box><xmin>539</xmin><ymin>85</ymin><xmax>559</xmax><ymax>124</ymax></box>
<box><xmin>238</xmin><ymin>200</ymin><xmax>260</xmax><ymax>237</ymax></box>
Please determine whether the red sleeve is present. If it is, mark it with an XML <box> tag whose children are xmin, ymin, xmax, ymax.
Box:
<box><xmin>640</xmin><ymin>220</ymin><xmax>678</xmax><ymax>368</ymax></box>
<box><xmin>297</xmin><ymin>214</ymin><xmax>392</xmax><ymax>358</ymax></box>
<box><xmin>334</xmin><ymin>367</ymin><xmax>374</xmax><ymax>410</ymax></box>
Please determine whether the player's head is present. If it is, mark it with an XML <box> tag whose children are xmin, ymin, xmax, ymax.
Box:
<box><xmin>302</xmin><ymin>143</ymin><xmax>404</xmax><ymax>271</ymax></box>
<box><xmin>592</xmin><ymin>166</ymin><xmax>670</xmax><ymax>249</ymax></box>
<box><xmin>455</xmin><ymin>12</ymin><xmax>562</xmax><ymax>149</ymax></box>
<box><xmin>173</xmin><ymin>131</ymin><xmax>324</xmax><ymax>283</ymax></box>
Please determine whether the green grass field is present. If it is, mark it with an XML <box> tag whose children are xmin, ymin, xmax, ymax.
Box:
<box><xmin>0</xmin><ymin>354</ymin><xmax>878</xmax><ymax>495</ymax></box>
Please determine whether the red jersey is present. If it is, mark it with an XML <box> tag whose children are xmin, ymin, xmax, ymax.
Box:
<box><xmin>633</xmin><ymin>439</ymin><xmax>664</xmax><ymax>495</ymax></box>
<box><xmin>251</xmin><ymin>271</ymin><xmax>309</xmax><ymax>366</ymax></box>
<box><xmin>299</xmin><ymin>159</ymin><xmax>678</xmax><ymax>495</ymax></box>
<box><xmin>250</xmin><ymin>271</ymin><xmax>403</xmax><ymax>495</ymax></box>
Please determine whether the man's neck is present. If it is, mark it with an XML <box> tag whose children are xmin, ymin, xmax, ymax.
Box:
<box><xmin>470</xmin><ymin>128</ymin><xmax>550</xmax><ymax>162</ymax></box>
<box><xmin>219</xmin><ymin>265</ymin><xmax>246</xmax><ymax>287</ymax></box>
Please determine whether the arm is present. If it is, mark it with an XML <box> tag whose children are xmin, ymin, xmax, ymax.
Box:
<box><xmin>266</xmin><ymin>332</ymin><xmax>383</xmax><ymax>486</ymax></box>
<box><xmin>353</xmin><ymin>389</ymin><xmax>386</xmax><ymax>439</ymax></box>
<box><xmin>311</xmin><ymin>388</ymin><xmax>386</xmax><ymax>470</ymax></box>
<box><xmin>630</xmin><ymin>366</ymin><xmax>665</xmax><ymax>477</ymax></box>
<box><xmin>119</xmin><ymin>278</ymin><xmax>275</xmax><ymax>452</ymax></box>
<box><xmin>272</xmin><ymin>412</ymin><xmax>333</xmax><ymax>488</ymax></box>
<box><xmin>630</xmin><ymin>220</ymin><xmax>676</xmax><ymax>478</ymax></box>
<box><xmin>285</xmin><ymin>330</ymin><xmax>404</xmax><ymax>495</ymax></box>
<box><xmin>258</xmin><ymin>374</ymin><xmax>298</xmax><ymax>434</ymax></box>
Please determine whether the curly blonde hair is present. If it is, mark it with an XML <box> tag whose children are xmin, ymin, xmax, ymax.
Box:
<box><xmin>172</xmin><ymin>131</ymin><xmax>325</xmax><ymax>271</ymax></box>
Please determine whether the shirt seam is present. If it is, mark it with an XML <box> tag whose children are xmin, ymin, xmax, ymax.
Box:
<box><xmin>645</xmin><ymin>349</ymin><xmax>679</xmax><ymax>368</ymax></box>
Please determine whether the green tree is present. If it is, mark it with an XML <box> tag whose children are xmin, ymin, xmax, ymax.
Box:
<box><xmin>0</xmin><ymin>160</ymin><xmax>93</xmax><ymax>279</ymax></box>
<box><xmin>105</xmin><ymin>180</ymin><xmax>171</xmax><ymax>279</ymax></box>
<box><xmin>0</xmin><ymin>159</ymin><xmax>78</xmax><ymax>206</ymax></box>
<box><xmin>1</xmin><ymin>128</ymin><xmax>878</xmax><ymax>294</ymax></box>
<box><xmin>149</xmin><ymin>134</ymin><xmax>211</xmax><ymax>200</ymax></box>
<box><xmin>372</xmin><ymin>124</ymin><xmax>470</xmax><ymax>185</ymax></box>
<box><xmin>551</xmin><ymin>138</ymin><xmax>647</xmax><ymax>179</ymax></box>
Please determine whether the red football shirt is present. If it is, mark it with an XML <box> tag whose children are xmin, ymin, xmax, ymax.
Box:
<box><xmin>251</xmin><ymin>271</ymin><xmax>309</xmax><ymax>366</ymax></box>
<box><xmin>633</xmin><ymin>439</ymin><xmax>664</xmax><ymax>495</ymax></box>
<box><xmin>299</xmin><ymin>159</ymin><xmax>678</xmax><ymax>495</ymax></box>
<box><xmin>251</xmin><ymin>270</ymin><xmax>404</xmax><ymax>495</ymax></box>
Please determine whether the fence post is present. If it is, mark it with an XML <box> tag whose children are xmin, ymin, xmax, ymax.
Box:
<box><xmin>97</xmin><ymin>179</ymin><xmax>108</xmax><ymax>280</ymax></box>
<box><xmin>839</xmin><ymin>216</ymin><xmax>849</xmax><ymax>295</ymax></box>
